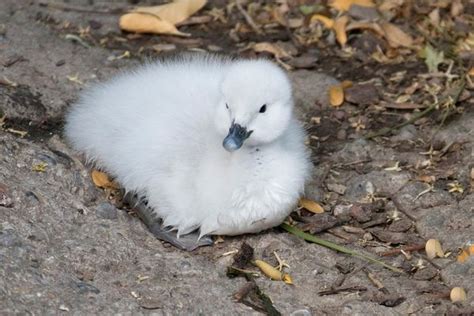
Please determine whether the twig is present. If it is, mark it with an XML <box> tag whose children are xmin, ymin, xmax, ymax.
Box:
<box><xmin>332</xmin><ymin>159</ymin><xmax>372</xmax><ymax>168</ymax></box>
<box><xmin>380</xmin><ymin>244</ymin><xmax>425</xmax><ymax>257</ymax></box>
<box><xmin>318</xmin><ymin>286</ymin><xmax>367</xmax><ymax>296</ymax></box>
<box><xmin>281</xmin><ymin>223</ymin><xmax>404</xmax><ymax>273</ymax></box>
<box><xmin>236</xmin><ymin>0</ymin><xmax>263</xmax><ymax>35</ymax></box>
<box><xmin>365</xmin><ymin>80</ymin><xmax>466</xmax><ymax>139</ymax></box>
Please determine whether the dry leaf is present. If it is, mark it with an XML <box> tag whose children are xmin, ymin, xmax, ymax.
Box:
<box><xmin>450</xmin><ymin>287</ymin><xmax>467</xmax><ymax>303</ymax></box>
<box><xmin>334</xmin><ymin>16</ymin><xmax>349</xmax><ymax>46</ymax></box>
<box><xmin>425</xmin><ymin>239</ymin><xmax>444</xmax><ymax>259</ymax></box>
<box><xmin>417</xmin><ymin>175</ymin><xmax>436</xmax><ymax>184</ymax></box>
<box><xmin>91</xmin><ymin>170</ymin><xmax>119</xmax><ymax>189</ymax></box>
<box><xmin>133</xmin><ymin>0</ymin><xmax>206</xmax><ymax>25</ymax></box>
<box><xmin>329</xmin><ymin>84</ymin><xmax>345</xmax><ymax>107</ymax></box>
<box><xmin>346</xmin><ymin>21</ymin><xmax>385</xmax><ymax>37</ymax></box>
<box><xmin>310</xmin><ymin>14</ymin><xmax>334</xmax><ymax>29</ymax></box>
<box><xmin>457</xmin><ymin>249</ymin><xmax>470</xmax><ymax>263</ymax></box>
<box><xmin>468</xmin><ymin>68</ymin><xmax>474</xmax><ymax>77</ymax></box>
<box><xmin>457</xmin><ymin>244</ymin><xmax>474</xmax><ymax>263</ymax></box>
<box><xmin>341</xmin><ymin>80</ymin><xmax>353</xmax><ymax>89</ymax></box>
<box><xmin>120</xmin><ymin>13</ymin><xmax>188</xmax><ymax>36</ymax></box>
<box><xmin>254</xmin><ymin>260</ymin><xmax>293</xmax><ymax>284</ymax></box>
<box><xmin>329</xmin><ymin>0</ymin><xmax>375</xmax><ymax>12</ymax></box>
<box><xmin>119</xmin><ymin>0</ymin><xmax>207</xmax><ymax>36</ymax></box>
<box><xmin>252</xmin><ymin>42</ymin><xmax>291</xmax><ymax>59</ymax></box>
<box><xmin>380</xmin><ymin>22</ymin><xmax>414</xmax><ymax>48</ymax></box>
<box><xmin>470</xmin><ymin>167</ymin><xmax>474</xmax><ymax>180</ymax></box>
<box><xmin>299</xmin><ymin>198</ymin><xmax>324</xmax><ymax>214</ymax></box>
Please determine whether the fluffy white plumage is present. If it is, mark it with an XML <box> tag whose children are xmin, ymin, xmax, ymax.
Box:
<box><xmin>65</xmin><ymin>54</ymin><xmax>311</xmax><ymax>237</ymax></box>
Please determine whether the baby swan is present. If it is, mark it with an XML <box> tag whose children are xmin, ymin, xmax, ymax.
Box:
<box><xmin>65</xmin><ymin>54</ymin><xmax>311</xmax><ymax>250</ymax></box>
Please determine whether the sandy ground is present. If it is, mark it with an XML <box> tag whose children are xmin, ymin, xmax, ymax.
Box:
<box><xmin>1</xmin><ymin>1</ymin><xmax>473</xmax><ymax>314</ymax></box>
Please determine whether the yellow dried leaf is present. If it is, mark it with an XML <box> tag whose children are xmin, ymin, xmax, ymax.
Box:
<box><xmin>310</xmin><ymin>14</ymin><xmax>334</xmax><ymax>29</ymax></box>
<box><xmin>282</xmin><ymin>274</ymin><xmax>293</xmax><ymax>285</ymax></box>
<box><xmin>119</xmin><ymin>13</ymin><xmax>187</xmax><ymax>36</ymax></box>
<box><xmin>380</xmin><ymin>22</ymin><xmax>414</xmax><ymax>48</ymax></box>
<box><xmin>457</xmin><ymin>249</ymin><xmax>470</xmax><ymax>263</ymax></box>
<box><xmin>329</xmin><ymin>84</ymin><xmax>344</xmax><ymax>107</ymax></box>
<box><xmin>329</xmin><ymin>0</ymin><xmax>375</xmax><ymax>12</ymax></box>
<box><xmin>132</xmin><ymin>0</ymin><xmax>207</xmax><ymax>25</ymax></box>
<box><xmin>468</xmin><ymin>67</ymin><xmax>474</xmax><ymax>77</ymax></box>
<box><xmin>91</xmin><ymin>170</ymin><xmax>118</xmax><ymax>189</ymax></box>
<box><xmin>299</xmin><ymin>198</ymin><xmax>324</xmax><ymax>214</ymax></box>
<box><xmin>334</xmin><ymin>16</ymin><xmax>349</xmax><ymax>46</ymax></box>
<box><xmin>254</xmin><ymin>260</ymin><xmax>283</xmax><ymax>280</ymax></box>
<box><xmin>253</xmin><ymin>42</ymin><xmax>291</xmax><ymax>59</ymax></box>
<box><xmin>32</xmin><ymin>162</ymin><xmax>48</xmax><ymax>173</ymax></box>
<box><xmin>119</xmin><ymin>0</ymin><xmax>207</xmax><ymax>35</ymax></box>
<box><xmin>341</xmin><ymin>80</ymin><xmax>353</xmax><ymax>89</ymax></box>
<box><xmin>450</xmin><ymin>287</ymin><xmax>467</xmax><ymax>303</ymax></box>
<box><xmin>425</xmin><ymin>239</ymin><xmax>444</xmax><ymax>259</ymax></box>
<box><xmin>469</xmin><ymin>244</ymin><xmax>474</xmax><ymax>255</ymax></box>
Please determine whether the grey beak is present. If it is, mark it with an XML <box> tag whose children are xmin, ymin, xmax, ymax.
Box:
<box><xmin>223</xmin><ymin>122</ymin><xmax>252</xmax><ymax>152</ymax></box>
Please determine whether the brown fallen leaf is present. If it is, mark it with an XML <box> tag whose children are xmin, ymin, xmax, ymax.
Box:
<box><xmin>346</xmin><ymin>21</ymin><xmax>385</xmax><ymax>37</ymax></box>
<box><xmin>252</xmin><ymin>42</ymin><xmax>291</xmax><ymax>59</ymax></box>
<box><xmin>380</xmin><ymin>22</ymin><xmax>414</xmax><ymax>48</ymax></box>
<box><xmin>329</xmin><ymin>84</ymin><xmax>345</xmax><ymax>107</ymax></box>
<box><xmin>299</xmin><ymin>198</ymin><xmax>324</xmax><ymax>214</ymax></box>
<box><xmin>91</xmin><ymin>170</ymin><xmax>119</xmax><ymax>189</ymax></box>
<box><xmin>119</xmin><ymin>0</ymin><xmax>207</xmax><ymax>36</ymax></box>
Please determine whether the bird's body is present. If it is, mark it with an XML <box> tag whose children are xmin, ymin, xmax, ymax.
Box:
<box><xmin>65</xmin><ymin>54</ymin><xmax>310</xmax><ymax>240</ymax></box>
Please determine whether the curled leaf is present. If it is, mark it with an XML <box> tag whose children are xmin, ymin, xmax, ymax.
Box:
<box><xmin>119</xmin><ymin>13</ymin><xmax>188</xmax><ymax>36</ymax></box>
<box><xmin>310</xmin><ymin>14</ymin><xmax>334</xmax><ymax>28</ymax></box>
<box><xmin>329</xmin><ymin>0</ymin><xmax>375</xmax><ymax>12</ymax></box>
<box><xmin>425</xmin><ymin>239</ymin><xmax>444</xmax><ymax>259</ymax></box>
<box><xmin>329</xmin><ymin>84</ymin><xmax>345</xmax><ymax>107</ymax></box>
<box><xmin>299</xmin><ymin>198</ymin><xmax>324</xmax><ymax>214</ymax></box>
<box><xmin>334</xmin><ymin>16</ymin><xmax>349</xmax><ymax>46</ymax></box>
<box><xmin>457</xmin><ymin>249</ymin><xmax>470</xmax><ymax>263</ymax></box>
<box><xmin>254</xmin><ymin>260</ymin><xmax>293</xmax><ymax>284</ymax></box>
<box><xmin>253</xmin><ymin>42</ymin><xmax>291</xmax><ymax>59</ymax></box>
<box><xmin>381</xmin><ymin>22</ymin><xmax>414</xmax><ymax>48</ymax></box>
<box><xmin>119</xmin><ymin>0</ymin><xmax>207</xmax><ymax>36</ymax></box>
<box><xmin>450</xmin><ymin>287</ymin><xmax>467</xmax><ymax>302</ymax></box>
<box><xmin>91</xmin><ymin>170</ymin><xmax>119</xmax><ymax>189</ymax></box>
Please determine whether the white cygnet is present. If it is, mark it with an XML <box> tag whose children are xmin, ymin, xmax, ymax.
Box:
<box><xmin>65</xmin><ymin>54</ymin><xmax>311</xmax><ymax>248</ymax></box>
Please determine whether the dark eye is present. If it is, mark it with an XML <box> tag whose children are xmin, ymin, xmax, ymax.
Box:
<box><xmin>259</xmin><ymin>104</ymin><xmax>267</xmax><ymax>113</ymax></box>
<box><xmin>225</xmin><ymin>103</ymin><xmax>229</xmax><ymax>109</ymax></box>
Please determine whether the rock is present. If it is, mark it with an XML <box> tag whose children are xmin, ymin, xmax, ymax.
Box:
<box><xmin>290</xmin><ymin>70</ymin><xmax>339</xmax><ymax>112</ymax></box>
<box><xmin>95</xmin><ymin>202</ymin><xmax>118</xmax><ymax>220</ymax></box>
<box><xmin>344</xmin><ymin>83</ymin><xmax>380</xmax><ymax>105</ymax></box>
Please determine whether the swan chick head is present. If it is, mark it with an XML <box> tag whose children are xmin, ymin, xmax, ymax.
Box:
<box><xmin>215</xmin><ymin>59</ymin><xmax>293</xmax><ymax>152</ymax></box>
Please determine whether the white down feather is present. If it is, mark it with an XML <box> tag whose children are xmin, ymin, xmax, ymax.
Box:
<box><xmin>65</xmin><ymin>54</ymin><xmax>311</xmax><ymax>237</ymax></box>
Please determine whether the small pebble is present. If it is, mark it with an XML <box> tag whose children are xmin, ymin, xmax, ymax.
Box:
<box><xmin>95</xmin><ymin>202</ymin><xmax>118</xmax><ymax>220</ymax></box>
